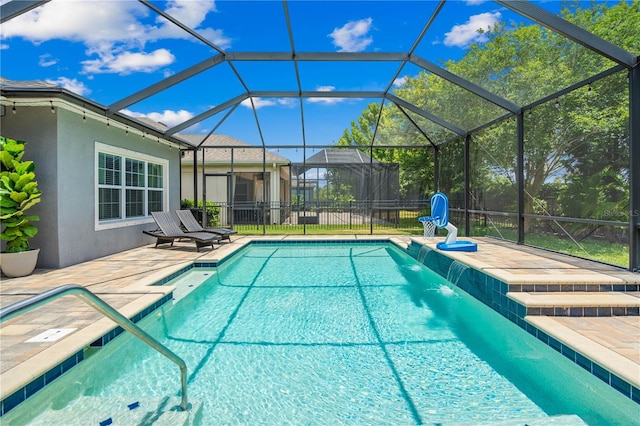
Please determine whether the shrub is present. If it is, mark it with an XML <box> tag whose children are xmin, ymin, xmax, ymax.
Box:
<box><xmin>0</xmin><ymin>136</ymin><xmax>41</xmax><ymax>252</ymax></box>
<box><xmin>181</xmin><ymin>199</ymin><xmax>220</xmax><ymax>227</ymax></box>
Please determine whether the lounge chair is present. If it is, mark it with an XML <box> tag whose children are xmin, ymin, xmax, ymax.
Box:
<box><xmin>175</xmin><ymin>209</ymin><xmax>238</xmax><ymax>242</ymax></box>
<box><xmin>143</xmin><ymin>211</ymin><xmax>221</xmax><ymax>251</ymax></box>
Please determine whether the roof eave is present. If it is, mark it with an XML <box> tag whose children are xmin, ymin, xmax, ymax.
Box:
<box><xmin>1</xmin><ymin>86</ymin><xmax>196</xmax><ymax>149</ymax></box>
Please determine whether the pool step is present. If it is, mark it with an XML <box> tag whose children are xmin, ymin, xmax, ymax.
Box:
<box><xmin>508</xmin><ymin>291</ymin><xmax>640</xmax><ymax>316</ymax></box>
<box><xmin>24</xmin><ymin>396</ymin><xmax>201</xmax><ymax>426</ymax></box>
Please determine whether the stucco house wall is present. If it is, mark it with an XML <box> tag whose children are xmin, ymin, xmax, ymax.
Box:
<box><xmin>1</xmin><ymin>104</ymin><xmax>182</xmax><ymax>269</ymax></box>
<box><xmin>179</xmin><ymin>135</ymin><xmax>291</xmax><ymax>225</ymax></box>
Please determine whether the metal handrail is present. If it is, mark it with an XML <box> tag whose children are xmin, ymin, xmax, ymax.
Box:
<box><xmin>0</xmin><ymin>284</ymin><xmax>188</xmax><ymax>411</ymax></box>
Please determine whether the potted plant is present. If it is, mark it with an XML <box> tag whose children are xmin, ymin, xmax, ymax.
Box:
<box><xmin>0</xmin><ymin>136</ymin><xmax>42</xmax><ymax>277</ymax></box>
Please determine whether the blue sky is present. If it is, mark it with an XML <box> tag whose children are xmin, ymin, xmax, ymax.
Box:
<box><xmin>0</xmin><ymin>0</ymin><xmax>591</xmax><ymax>159</ymax></box>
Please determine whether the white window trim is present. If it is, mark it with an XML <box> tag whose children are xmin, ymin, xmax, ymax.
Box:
<box><xmin>95</xmin><ymin>142</ymin><xmax>169</xmax><ymax>231</ymax></box>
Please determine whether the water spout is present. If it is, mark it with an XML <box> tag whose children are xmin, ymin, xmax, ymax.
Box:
<box><xmin>446</xmin><ymin>261</ymin><xmax>469</xmax><ymax>286</ymax></box>
<box><xmin>417</xmin><ymin>245</ymin><xmax>431</xmax><ymax>264</ymax></box>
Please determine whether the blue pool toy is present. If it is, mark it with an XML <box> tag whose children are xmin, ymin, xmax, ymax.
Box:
<box><xmin>419</xmin><ymin>192</ymin><xmax>477</xmax><ymax>252</ymax></box>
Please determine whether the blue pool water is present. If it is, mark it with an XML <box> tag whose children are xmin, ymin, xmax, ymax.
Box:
<box><xmin>4</xmin><ymin>243</ymin><xmax>639</xmax><ymax>425</ymax></box>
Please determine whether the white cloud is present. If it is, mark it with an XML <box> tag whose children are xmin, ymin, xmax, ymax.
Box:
<box><xmin>329</xmin><ymin>18</ymin><xmax>373</xmax><ymax>52</ymax></box>
<box><xmin>38</xmin><ymin>54</ymin><xmax>57</xmax><ymax>67</ymax></box>
<box><xmin>241</xmin><ymin>97</ymin><xmax>297</xmax><ymax>110</ymax></box>
<box><xmin>45</xmin><ymin>77</ymin><xmax>91</xmax><ymax>96</ymax></box>
<box><xmin>465</xmin><ymin>0</ymin><xmax>487</xmax><ymax>5</ymax></box>
<box><xmin>1</xmin><ymin>0</ymin><xmax>229</xmax><ymax>75</ymax></box>
<box><xmin>195</xmin><ymin>28</ymin><xmax>231</xmax><ymax>47</ymax></box>
<box><xmin>0</xmin><ymin>1</ymin><xmax>149</xmax><ymax>45</ymax></box>
<box><xmin>444</xmin><ymin>12</ymin><xmax>501</xmax><ymax>47</ymax></box>
<box><xmin>0</xmin><ymin>43</ymin><xmax>9</xmax><ymax>50</ymax></box>
<box><xmin>277</xmin><ymin>98</ymin><xmax>297</xmax><ymax>108</ymax></box>
<box><xmin>148</xmin><ymin>0</ymin><xmax>231</xmax><ymax>47</ymax></box>
<box><xmin>162</xmin><ymin>0</ymin><xmax>217</xmax><ymax>28</ymax></box>
<box><xmin>81</xmin><ymin>48</ymin><xmax>175</xmax><ymax>75</ymax></box>
<box><xmin>241</xmin><ymin>97</ymin><xmax>276</xmax><ymax>109</ymax></box>
<box><xmin>307</xmin><ymin>85</ymin><xmax>345</xmax><ymax>105</ymax></box>
<box><xmin>393</xmin><ymin>76</ymin><xmax>408</xmax><ymax>87</ymax></box>
<box><xmin>123</xmin><ymin>108</ymin><xmax>194</xmax><ymax>128</ymax></box>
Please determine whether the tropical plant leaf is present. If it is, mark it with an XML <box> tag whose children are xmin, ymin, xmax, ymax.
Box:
<box><xmin>0</xmin><ymin>175</ymin><xmax>15</xmax><ymax>191</ymax></box>
<box><xmin>2</xmin><ymin>226</ymin><xmax>23</xmax><ymax>236</ymax></box>
<box><xmin>1</xmin><ymin>215</ymin><xmax>24</xmax><ymax>226</ymax></box>
<box><xmin>20</xmin><ymin>196</ymin><xmax>41</xmax><ymax>210</ymax></box>
<box><xmin>0</xmin><ymin>196</ymin><xmax>18</xmax><ymax>208</ymax></box>
<box><xmin>14</xmin><ymin>161</ymin><xmax>34</xmax><ymax>175</ymax></box>
<box><xmin>0</xmin><ymin>212</ymin><xmax>20</xmax><ymax>221</ymax></box>
<box><xmin>0</xmin><ymin>231</ymin><xmax>18</xmax><ymax>241</ymax></box>
<box><xmin>21</xmin><ymin>182</ymin><xmax>38</xmax><ymax>193</ymax></box>
<box><xmin>14</xmin><ymin>173</ymin><xmax>34</xmax><ymax>191</ymax></box>
<box><xmin>0</xmin><ymin>136</ymin><xmax>39</xmax><ymax>252</ymax></box>
<box><xmin>0</xmin><ymin>150</ymin><xmax>13</xmax><ymax>170</ymax></box>
<box><xmin>10</xmin><ymin>191</ymin><xmax>28</xmax><ymax>204</ymax></box>
<box><xmin>22</xmin><ymin>224</ymin><xmax>38</xmax><ymax>238</ymax></box>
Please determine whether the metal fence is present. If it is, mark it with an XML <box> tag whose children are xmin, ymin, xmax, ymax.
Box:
<box><xmin>197</xmin><ymin>200</ymin><xmax>429</xmax><ymax>234</ymax></box>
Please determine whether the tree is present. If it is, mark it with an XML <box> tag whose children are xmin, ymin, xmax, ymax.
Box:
<box><xmin>337</xmin><ymin>102</ymin><xmax>436</xmax><ymax>199</ymax></box>
<box><xmin>337</xmin><ymin>1</ymin><xmax>639</xmax><ymax>234</ymax></box>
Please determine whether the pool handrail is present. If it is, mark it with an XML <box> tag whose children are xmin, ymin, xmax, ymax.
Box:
<box><xmin>0</xmin><ymin>284</ymin><xmax>189</xmax><ymax>412</ymax></box>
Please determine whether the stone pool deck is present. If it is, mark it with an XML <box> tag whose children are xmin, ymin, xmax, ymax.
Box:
<box><xmin>0</xmin><ymin>235</ymin><xmax>638</xmax><ymax>413</ymax></box>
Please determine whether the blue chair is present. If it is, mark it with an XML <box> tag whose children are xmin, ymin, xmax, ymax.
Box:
<box><xmin>420</xmin><ymin>192</ymin><xmax>477</xmax><ymax>252</ymax></box>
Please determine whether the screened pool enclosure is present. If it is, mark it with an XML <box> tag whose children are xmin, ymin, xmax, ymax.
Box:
<box><xmin>1</xmin><ymin>0</ymin><xmax>638</xmax><ymax>270</ymax></box>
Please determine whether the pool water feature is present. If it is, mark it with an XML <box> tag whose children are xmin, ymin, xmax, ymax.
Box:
<box><xmin>4</xmin><ymin>243</ymin><xmax>638</xmax><ymax>425</ymax></box>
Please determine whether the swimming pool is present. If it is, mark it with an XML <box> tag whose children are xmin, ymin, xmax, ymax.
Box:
<box><xmin>4</xmin><ymin>242</ymin><xmax>638</xmax><ymax>425</ymax></box>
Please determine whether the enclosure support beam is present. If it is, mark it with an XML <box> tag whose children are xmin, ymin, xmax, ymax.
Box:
<box><xmin>230</xmin><ymin>149</ymin><xmax>235</xmax><ymax>229</ymax></box>
<box><xmin>517</xmin><ymin>113</ymin><xmax>525</xmax><ymax>244</ymax></box>
<box><xmin>200</xmin><ymin>149</ymin><xmax>206</xmax><ymax>222</ymax></box>
<box><xmin>464</xmin><ymin>135</ymin><xmax>471</xmax><ymax>237</ymax></box>
<box><xmin>630</xmin><ymin>65</ymin><xmax>640</xmax><ymax>272</ymax></box>
<box><xmin>262</xmin><ymin>149</ymin><xmax>267</xmax><ymax>235</ymax></box>
<box><xmin>370</xmin><ymin>145</ymin><xmax>375</xmax><ymax>235</ymax></box>
<box><xmin>192</xmin><ymin>149</ymin><xmax>198</xmax><ymax>208</ymax></box>
<box><xmin>0</xmin><ymin>0</ymin><xmax>49</xmax><ymax>24</ymax></box>
<box><xmin>303</xmin><ymin>147</ymin><xmax>307</xmax><ymax>235</ymax></box>
<box><xmin>433</xmin><ymin>146</ymin><xmax>439</xmax><ymax>193</ymax></box>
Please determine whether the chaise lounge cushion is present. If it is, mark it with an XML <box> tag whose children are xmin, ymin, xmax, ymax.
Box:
<box><xmin>143</xmin><ymin>211</ymin><xmax>221</xmax><ymax>251</ymax></box>
<box><xmin>175</xmin><ymin>209</ymin><xmax>237</xmax><ymax>241</ymax></box>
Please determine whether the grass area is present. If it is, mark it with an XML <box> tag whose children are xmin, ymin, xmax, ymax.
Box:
<box><xmin>480</xmin><ymin>227</ymin><xmax>629</xmax><ymax>268</ymax></box>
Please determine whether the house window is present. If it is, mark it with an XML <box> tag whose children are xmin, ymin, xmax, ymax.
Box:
<box><xmin>147</xmin><ymin>163</ymin><xmax>164</xmax><ymax>213</ymax></box>
<box><xmin>96</xmin><ymin>143</ymin><xmax>168</xmax><ymax>230</ymax></box>
<box><xmin>98</xmin><ymin>153</ymin><xmax>122</xmax><ymax>220</ymax></box>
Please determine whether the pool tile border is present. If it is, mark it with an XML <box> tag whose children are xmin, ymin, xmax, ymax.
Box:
<box><xmin>250</xmin><ymin>239</ymin><xmax>391</xmax><ymax>245</ymax></box>
<box><xmin>510</xmin><ymin>283</ymin><xmax>640</xmax><ymax>292</ymax></box>
<box><xmin>0</xmin><ymin>350</ymin><xmax>83</xmax><ymax>416</ymax></box>
<box><xmin>89</xmin><ymin>293</ymin><xmax>173</xmax><ymax>347</ymax></box>
<box><xmin>0</xmin><ymin>293</ymin><xmax>173</xmax><ymax>416</ymax></box>
<box><xmin>406</xmin><ymin>241</ymin><xmax>640</xmax><ymax>405</ymax></box>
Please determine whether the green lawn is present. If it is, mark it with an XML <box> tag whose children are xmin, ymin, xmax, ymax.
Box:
<box><xmin>479</xmin><ymin>227</ymin><xmax>628</xmax><ymax>268</ymax></box>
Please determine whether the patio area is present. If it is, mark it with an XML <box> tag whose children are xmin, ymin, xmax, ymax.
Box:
<box><xmin>1</xmin><ymin>235</ymin><xmax>638</xmax><ymax>414</ymax></box>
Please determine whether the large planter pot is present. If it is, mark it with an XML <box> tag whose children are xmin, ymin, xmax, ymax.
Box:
<box><xmin>0</xmin><ymin>248</ymin><xmax>40</xmax><ymax>278</ymax></box>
